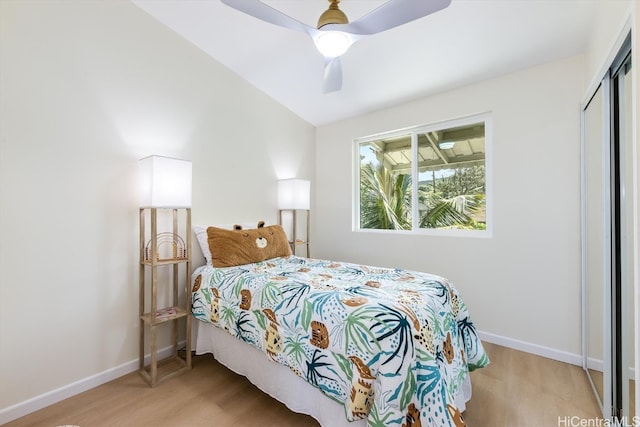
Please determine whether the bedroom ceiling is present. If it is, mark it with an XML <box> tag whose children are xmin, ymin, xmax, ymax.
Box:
<box><xmin>132</xmin><ymin>0</ymin><xmax>599</xmax><ymax>126</ymax></box>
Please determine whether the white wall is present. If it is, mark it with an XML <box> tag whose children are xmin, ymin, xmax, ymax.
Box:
<box><xmin>0</xmin><ymin>0</ymin><xmax>314</xmax><ymax>419</ymax></box>
<box><xmin>315</xmin><ymin>55</ymin><xmax>585</xmax><ymax>358</ymax></box>
<box><xmin>584</xmin><ymin>0</ymin><xmax>634</xmax><ymax>91</ymax></box>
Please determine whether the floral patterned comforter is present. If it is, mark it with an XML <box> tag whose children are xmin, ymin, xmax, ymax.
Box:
<box><xmin>191</xmin><ymin>256</ymin><xmax>488</xmax><ymax>426</ymax></box>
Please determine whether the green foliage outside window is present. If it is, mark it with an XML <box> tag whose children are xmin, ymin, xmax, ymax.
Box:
<box><xmin>360</xmin><ymin>163</ymin><xmax>485</xmax><ymax>231</ymax></box>
<box><xmin>357</xmin><ymin>117</ymin><xmax>488</xmax><ymax>232</ymax></box>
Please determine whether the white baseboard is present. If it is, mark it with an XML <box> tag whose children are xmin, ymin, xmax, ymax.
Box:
<box><xmin>478</xmin><ymin>330</ymin><xmax>583</xmax><ymax>366</ymax></box>
<box><xmin>0</xmin><ymin>344</ymin><xmax>183</xmax><ymax>425</ymax></box>
<box><xmin>479</xmin><ymin>331</ymin><xmax>637</xmax><ymax>379</ymax></box>
<box><xmin>586</xmin><ymin>356</ymin><xmax>635</xmax><ymax>378</ymax></box>
<box><xmin>586</xmin><ymin>356</ymin><xmax>604</xmax><ymax>372</ymax></box>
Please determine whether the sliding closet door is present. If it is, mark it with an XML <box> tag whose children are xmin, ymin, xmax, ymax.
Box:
<box><xmin>611</xmin><ymin>51</ymin><xmax>633</xmax><ymax>420</ymax></box>
<box><xmin>582</xmin><ymin>34</ymin><xmax>632</xmax><ymax>421</ymax></box>
<box><xmin>621</xmin><ymin>57</ymin><xmax>634</xmax><ymax>421</ymax></box>
<box><xmin>583</xmin><ymin>81</ymin><xmax>612</xmax><ymax>419</ymax></box>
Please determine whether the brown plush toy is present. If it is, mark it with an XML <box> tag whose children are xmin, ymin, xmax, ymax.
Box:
<box><xmin>207</xmin><ymin>221</ymin><xmax>292</xmax><ymax>268</ymax></box>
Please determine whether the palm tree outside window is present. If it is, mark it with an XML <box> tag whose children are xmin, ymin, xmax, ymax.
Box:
<box><xmin>356</xmin><ymin>114</ymin><xmax>490</xmax><ymax>234</ymax></box>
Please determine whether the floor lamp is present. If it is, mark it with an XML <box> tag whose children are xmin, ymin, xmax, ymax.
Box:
<box><xmin>278</xmin><ymin>178</ymin><xmax>310</xmax><ymax>257</ymax></box>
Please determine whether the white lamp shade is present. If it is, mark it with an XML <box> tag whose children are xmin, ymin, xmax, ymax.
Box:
<box><xmin>139</xmin><ymin>155</ymin><xmax>192</xmax><ymax>207</ymax></box>
<box><xmin>278</xmin><ymin>179</ymin><xmax>310</xmax><ymax>210</ymax></box>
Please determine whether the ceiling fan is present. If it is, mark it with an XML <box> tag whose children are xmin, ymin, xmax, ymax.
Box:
<box><xmin>221</xmin><ymin>0</ymin><xmax>452</xmax><ymax>93</ymax></box>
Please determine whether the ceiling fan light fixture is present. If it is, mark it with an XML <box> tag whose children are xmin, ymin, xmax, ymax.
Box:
<box><xmin>314</xmin><ymin>31</ymin><xmax>352</xmax><ymax>57</ymax></box>
<box><xmin>219</xmin><ymin>0</ymin><xmax>453</xmax><ymax>93</ymax></box>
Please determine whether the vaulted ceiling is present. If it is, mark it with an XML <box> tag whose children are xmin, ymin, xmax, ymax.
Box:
<box><xmin>132</xmin><ymin>0</ymin><xmax>599</xmax><ymax>126</ymax></box>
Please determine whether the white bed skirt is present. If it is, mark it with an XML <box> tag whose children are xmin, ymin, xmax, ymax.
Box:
<box><xmin>194</xmin><ymin>320</ymin><xmax>471</xmax><ymax>426</ymax></box>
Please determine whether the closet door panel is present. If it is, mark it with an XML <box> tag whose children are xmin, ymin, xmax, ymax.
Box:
<box><xmin>583</xmin><ymin>83</ymin><xmax>612</xmax><ymax>417</ymax></box>
<box><xmin>617</xmin><ymin>57</ymin><xmax>633</xmax><ymax>419</ymax></box>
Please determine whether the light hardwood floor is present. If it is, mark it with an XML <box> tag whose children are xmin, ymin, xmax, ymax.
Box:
<box><xmin>5</xmin><ymin>342</ymin><xmax>601</xmax><ymax>427</ymax></box>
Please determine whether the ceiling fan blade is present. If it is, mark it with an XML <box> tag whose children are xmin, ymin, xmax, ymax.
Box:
<box><xmin>323</xmin><ymin>57</ymin><xmax>342</xmax><ymax>93</ymax></box>
<box><xmin>343</xmin><ymin>0</ymin><xmax>452</xmax><ymax>35</ymax></box>
<box><xmin>221</xmin><ymin>0</ymin><xmax>315</xmax><ymax>35</ymax></box>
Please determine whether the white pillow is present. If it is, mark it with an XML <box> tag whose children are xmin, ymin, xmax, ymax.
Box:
<box><xmin>193</xmin><ymin>225</ymin><xmax>212</xmax><ymax>265</ymax></box>
<box><xmin>193</xmin><ymin>223</ymin><xmax>265</xmax><ymax>265</ymax></box>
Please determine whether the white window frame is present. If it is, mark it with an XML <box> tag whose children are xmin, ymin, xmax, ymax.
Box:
<box><xmin>353</xmin><ymin>112</ymin><xmax>493</xmax><ymax>238</ymax></box>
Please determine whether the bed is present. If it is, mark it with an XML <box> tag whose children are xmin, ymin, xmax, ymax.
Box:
<box><xmin>191</xmin><ymin>223</ymin><xmax>488</xmax><ymax>427</ymax></box>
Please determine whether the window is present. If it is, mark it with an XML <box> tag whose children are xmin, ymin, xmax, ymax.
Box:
<box><xmin>355</xmin><ymin>114</ymin><xmax>490</xmax><ymax>235</ymax></box>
